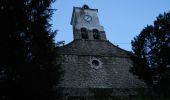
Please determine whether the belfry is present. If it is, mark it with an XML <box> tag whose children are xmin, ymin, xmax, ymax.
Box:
<box><xmin>57</xmin><ymin>5</ymin><xmax>146</xmax><ymax>99</ymax></box>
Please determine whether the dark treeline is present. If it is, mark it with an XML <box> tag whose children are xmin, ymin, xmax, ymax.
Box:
<box><xmin>131</xmin><ymin>11</ymin><xmax>170</xmax><ymax>96</ymax></box>
<box><xmin>0</xmin><ymin>0</ymin><xmax>61</xmax><ymax>100</ymax></box>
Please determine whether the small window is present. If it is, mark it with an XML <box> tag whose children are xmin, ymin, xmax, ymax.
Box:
<box><xmin>93</xmin><ymin>29</ymin><xmax>100</xmax><ymax>40</ymax></box>
<box><xmin>81</xmin><ymin>28</ymin><xmax>88</xmax><ymax>39</ymax></box>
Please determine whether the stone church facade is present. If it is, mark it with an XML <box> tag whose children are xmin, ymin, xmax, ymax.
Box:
<box><xmin>57</xmin><ymin>5</ymin><xmax>146</xmax><ymax>99</ymax></box>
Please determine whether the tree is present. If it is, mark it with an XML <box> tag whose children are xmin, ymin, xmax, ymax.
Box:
<box><xmin>131</xmin><ymin>11</ymin><xmax>170</xmax><ymax>86</ymax></box>
<box><xmin>0</xmin><ymin>0</ymin><xmax>61</xmax><ymax>100</ymax></box>
<box><xmin>130</xmin><ymin>25</ymin><xmax>154</xmax><ymax>84</ymax></box>
<box><xmin>157</xmin><ymin>70</ymin><xmax>170</xmax><ymax>97</ymax></box>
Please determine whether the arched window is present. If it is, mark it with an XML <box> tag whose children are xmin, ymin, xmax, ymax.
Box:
<box><xmin>93</xmin><ymin>29</ymin><xmax>100</xmax><ymax>40</ymax></box>
<box><xmin>81</xmin><ymin>28</ymin><xmax>88</xmax><ymax>39</ymax></box>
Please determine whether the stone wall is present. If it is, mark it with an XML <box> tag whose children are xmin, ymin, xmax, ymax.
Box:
<box><xmin>58</xmin><ymin>55</ymin><xmax>145</xmax><ymax>88</ymax></box>
<box><xmin>57</xmin><ymin>40</ymin><xmax>146</xmax><ymax>97</ymax></box>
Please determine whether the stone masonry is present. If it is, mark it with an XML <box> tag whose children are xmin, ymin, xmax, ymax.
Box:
<box><xmin>56</xmin><ymin>5</ymin><xmax>146</xmax><ymax>98</ymax></box>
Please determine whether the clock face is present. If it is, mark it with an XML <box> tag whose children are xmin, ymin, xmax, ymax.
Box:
<box><xmin>84</xmin><ymin>15</ymin><xmax>92</xmax><ymax>22</ymax></box>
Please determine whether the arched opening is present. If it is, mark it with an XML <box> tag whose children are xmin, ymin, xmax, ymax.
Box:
<box><xmin>81</xmin><ymin>28</ymin><xmax>88</xmax><ymax>39</ymax></box>
<box><xmin>93</xmin><ymin>29</ymin><xmax>100</xmax><ymax>40</ymax></box>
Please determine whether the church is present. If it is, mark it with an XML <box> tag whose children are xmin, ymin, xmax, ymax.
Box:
<box><xmin>57</xmin><ymin>5</ymin><xmax>146</xmax><ymax>99</ymax></box>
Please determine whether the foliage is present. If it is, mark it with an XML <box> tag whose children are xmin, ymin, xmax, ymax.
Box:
<box><xmin>131</xmin><ymin>11</ymin><xmax>170</xmax><ymax>87</ymax></box>
<box><xmin>130</xmin><ymin>25</ymin><xmax>154</xmax><ymax>84</ymax></box>
<box><xmin>89</xmin><ymin>88</ymin><xmax>112</xmax><ymax>100</ymax></box>
<box><xmin>156</xmin><ymin>70</ymin><xmax>170</xmax><ymax>97</ymax></box>
<box><xmin>0</xmin><ymin>0</ymin><xmax>61</xmax><ymax>100</ymax></box>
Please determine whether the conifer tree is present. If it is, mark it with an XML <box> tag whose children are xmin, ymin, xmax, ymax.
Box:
<box><xmin>0</xmin><ymin>0</ymin><xmax>61</xmax><ymax>100</ymax></box>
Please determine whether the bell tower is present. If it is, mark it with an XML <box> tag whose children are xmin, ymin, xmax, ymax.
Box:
<box><xmin>71</xmin><ymin>5</ymin><xmax>107</xmax><ymax>40</ymax></box>
<box><xmin>57</xmin><ymin>5</ymin><xmax>147</xmax><ymax>98</ymax></box>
